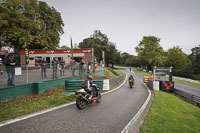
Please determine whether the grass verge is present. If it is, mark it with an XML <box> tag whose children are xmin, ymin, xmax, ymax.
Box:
<box><xmin>172</xmin><ymin>78</ymin><xmax>200</xmax><ymax>88</ymax></box>
<box><xmin>114</xmin><ymin>69</ymin><xmax>126</xmax><ymax>79</ymax></box>
<box><xmin>105</xmin><ymin>67</ymin><xmax>116</xmax><ymax>78</ymax></box>
<box><xmin>134</xmin><ymin>68</ymin><xmax>152</xmax><ymax>77</ymax></box>
<box><xmin>140</xmin><ymin>91</ymin><xmax>200</xmax><ymax>133</ymax></box>
<box><xmin>0</xmin><ymin>86</ymin><xmax>78</xmax><ymax>122</ymax></box>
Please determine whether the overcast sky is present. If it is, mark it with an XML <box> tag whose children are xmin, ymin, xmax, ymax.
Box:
<box><xmin>43</xmin><ymin>0</ymin><xmax>200</xmax><ymax>55</ymax></box>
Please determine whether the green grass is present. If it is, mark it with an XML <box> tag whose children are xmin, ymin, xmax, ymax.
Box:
<box><xmin>172</xmin><ymin>78</ymin><xmax>200</xmax><ymax>88</ymax></box>
<box><xmin>114</xmin><ymin>69</ymin><xmax>126</xmax><ymax>79</ymax></box>
<box><xmin>134</xmin><ymin>68</ymin><xmax>152</xmax><ymax>77</ymax></box>
<box><xmin>0</xmin><ymin>87</ymin><xmax>78</xmax><ymax>122</ymax></box>
<box><xmin>141</xmin><ymin>91</ymin><xmax>200</xmax><ymax>133</ymax></box>
<box><xmin>105</xmin><ymin>67</ymin><xmax>116</xmax><ymax>78</ymax></box>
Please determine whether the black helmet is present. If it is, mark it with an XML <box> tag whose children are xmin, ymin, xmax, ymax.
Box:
<box><xmin>87</xmin><ymin>75</ymin><xmax>93</xmax><ymax>80</ymax></box>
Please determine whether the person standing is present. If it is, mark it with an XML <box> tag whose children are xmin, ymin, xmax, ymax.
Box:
<box><xmin>52</xmin><ymin>58</ymin><xmax>58</xmax><ymax>79</ymax></box>
<box><xmin>59</xmin><ymin>58</ymin><xmax>65</xmax><ymax>76</ymax></box>
<box><xmin>71</xmin><ymin>59</ymin><xmax>76</xmax><ymax>76</ymax></box>
<box><xmin>3</xmin><ymin>54</ymin><xmax>17</xmax><ymax>86</ymax></box>
<box><xmin>88</xmin><ymin>61</ymin><xmax>91</xmax><ymax>73</ymax></box>
<box><xmin>40</xmin><ymin>58</ymin><xmax>47</xmax><ymax>78</ymax></box>
<box><xmin>0</xmin><ymin>58</ymin><xmax>3</xmax><ymax>77</ymax></box>
<box><xmin>80</xmin><ymin>58</ymin><xmax>85</xmax><ymax>75</ymax></box>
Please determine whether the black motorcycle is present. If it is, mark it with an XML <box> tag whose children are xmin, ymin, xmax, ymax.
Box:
<box><xmin>75</xmin><ymin>84</ymin><xmax>101</xmax><ymax>109</ymax></box>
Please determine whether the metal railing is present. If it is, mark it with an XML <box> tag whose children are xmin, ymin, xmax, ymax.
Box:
<box><xmin>174</xmin><ymin>88</ymin><xmax>200</xmax><ymax>107</ymax></box>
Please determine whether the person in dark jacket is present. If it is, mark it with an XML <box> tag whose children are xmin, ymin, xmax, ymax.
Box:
<box><xmin>3</xmin><ymin>54</ymin><xmax>17</xmax><ymax>86</ymax></box>
<box><xmin>82</xmin><ymin>75</ymin><xmax>97</xmax><ymax>98</ymax></box>
<box><xmin>52</xmin><ymin>58</ymin><xmax>58</xmax><ymax>79</ymax></box>
<box><xmin>128</xmin><ymin>75</ymin><xmax>134</xmax><ymax>84</ymax></box>
<box><xmin>59</xmin><ymin>58</ymin><xmax>65</xmax><ymax>76</ymax></box>
<box><xmin>40</xmin><ymin>58</ymin><xmax>47</xmax><ymax>78</ymax></box>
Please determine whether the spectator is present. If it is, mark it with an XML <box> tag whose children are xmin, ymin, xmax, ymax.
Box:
<box><xmin>79</xmin><ymin>58</ymin><xmax>84</xmax><ymax>75</ymax></box>
<box><xmin>40</xmin><ymin>58</ymin><xmax>47</xmax><ymax>78</ymax></box>
<box><xmin>69</xmin><ymin>57</ymin><xmax>73</xmax><ymax>70</ymax></box>
<box><xmin>52</xmin><ymin>58</ymin><xmax>58</xmax><ymax>79</ymax></box>
<box><xmin>59</xmin><ymin>58</ymin><xmax>65</xmax><ymax>76</ymax></box>
<box><xmin>88</xmin><ymin>61</ymin><xmax>91</xmax><ymax>73</ymax></box>
<box><xmin>0</xmin><ymin>58</ymin><xmax>3</xmax><ymax>77</ymax></box>
<box><xmin>72</xmin><ymin>59</ymin><xmax>76</xmax><ymax>76</ymax></box>
<box><xmin>3</xmin><ymin>54</ymin><xmax>17</xmax><ymax>86</ymax></box>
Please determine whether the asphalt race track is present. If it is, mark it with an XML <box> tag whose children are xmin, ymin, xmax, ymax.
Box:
<box><xmin>0</xmin><ymin>69</ymin><xmax>149</xmax><ymax>133</ymax></box>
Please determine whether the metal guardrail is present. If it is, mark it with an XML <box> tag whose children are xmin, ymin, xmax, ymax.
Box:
<box><xmin>174</xmin><ymin>88</ymin><xmax>200</xmax><ymax>107</ymax></box>
<box><xmin>108</xmin><ymin>68</ymin><xmax>120</xmax><ymax>76</ymax></box>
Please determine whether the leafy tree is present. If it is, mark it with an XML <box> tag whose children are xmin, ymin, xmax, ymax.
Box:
<box><xmin>189</xmin><ymin>45</ymin><xmax>200</xmax><ymax>79</ymax></box>
<box><xmin>0</xmin><ymin>0</ymin><xmax>64</xmax><ymax>52</ymax></box>
<box><xmin>59</xmin><ymin>45</ymin><xmax>69</xmax><ymax>49</ymax></box>
<box><xmin>135</xmin><ymin>36</ymin><xmax>167</xmax><ymax>70</ymax></box>
<box><xmin>120</xmin><ymin>52</ymin><xmax>131</xmax><ymax>65</ymax></box>
<box><xmin>79</xmin><ymin>30</ymin><xmax>121</xmax><ymax>65</ymax></box>
<box><xmin>167</xmin><ymin>46</ymin><xmax>192</xmax><ymax>77</ymax></box>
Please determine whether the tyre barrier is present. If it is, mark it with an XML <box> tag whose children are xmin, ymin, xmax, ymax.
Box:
<box><xmin>143</xmin><ymin>76</ymin><xmax>149</xmax><ymax>83</ymax></box>
<box><xmin>65</xmin><ymin>80</ymin><xmax>103</xmax><ymax>91</ymax></box>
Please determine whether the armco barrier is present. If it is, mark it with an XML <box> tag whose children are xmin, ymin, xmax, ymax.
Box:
<box><xmin>65</xmin><ymin>80</ymin><xmax>103</xmax><ymax>91</ymax></box>
<box><xmin>0</xmin><ymin>74</ymin><xmax>87</xmax><ymax>102</ymax></box>
<box><xmin>174</xmin><ymin>88</ymin><xmax>200</xmax><ymax>107</ymax></box>
<box><xmin>147</xmin><ymin>80</ymin><xmax>153</xmax><ymax>89</ymax></box>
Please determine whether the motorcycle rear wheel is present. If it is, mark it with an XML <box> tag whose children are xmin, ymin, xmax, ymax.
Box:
<box><xmin>76</xmin><ymin>96</ymin><xmax>87</xmax><ymax>109</ymax></box>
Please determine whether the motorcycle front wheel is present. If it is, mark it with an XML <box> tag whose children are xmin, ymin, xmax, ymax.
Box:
<box><xmin>76</xmin><ymin>96</ymin><xmax>87</xmax><ymax>109</ymax></box>
<box><xmin>96</xmin><ymin>93</ymin><xmax>101</xmax><ymax>103</ymax></box>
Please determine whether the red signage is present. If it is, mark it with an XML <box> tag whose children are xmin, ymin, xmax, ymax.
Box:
<box><xmin>19</xmin><ymin>49</ymin><xmax>92</xmax><ymax>55</ymax></box>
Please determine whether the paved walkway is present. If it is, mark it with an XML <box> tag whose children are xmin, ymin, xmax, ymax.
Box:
<box><xmin>0</xmin><ymin>68</ymin><xmax>95</xmax><ymax>88</ymax></box>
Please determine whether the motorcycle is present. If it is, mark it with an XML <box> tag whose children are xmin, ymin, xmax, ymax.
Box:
<box><xmin>75</xmin><ymin>84</ymin><xmax>101</xmax><ymax>109</ymax></box>
<box><xmin>129</xmin><ymin>79</ymin><xmax>134</xmax><ymax>88</ymax></box>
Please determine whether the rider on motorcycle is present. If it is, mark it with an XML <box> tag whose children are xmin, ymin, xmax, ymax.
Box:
<box><xmin>128</xmin><ymin>75</ymin><xmax>134</xmax><ymax>84</ymax></box>
<box><xmin>82</xmin><ymin>75</ymin><xmax>97</xmax><ymax>98</ymax></box>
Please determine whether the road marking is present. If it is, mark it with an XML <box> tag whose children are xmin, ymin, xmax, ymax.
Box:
<box><xmin>121</xmin><ymin>82</ymin><xmax>151</xmax><ymax>133</ymax></box>
<box><xmin>0</xmin><ymin>75</ymin><xmax>128</xmax><ymax>127</ymax></box>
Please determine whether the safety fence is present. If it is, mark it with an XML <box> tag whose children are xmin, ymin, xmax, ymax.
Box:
<box><xmin>174</xmin><ymin>88</ymin><xmax>200</xmax><ymax>107</ymax></box>
<box><xmin>108</xmin><ymin>68</ymin><xmax>120</xmax><ymax>76</ymax></box>
<box><xmin>0</xmin><ymin>62</ymin><xmax>103</xmax><ymax>88</ymax></box>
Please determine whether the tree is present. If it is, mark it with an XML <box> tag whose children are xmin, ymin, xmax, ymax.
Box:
<box><xmin>59</xmin><ymin>45</ymin><xmax>69</xmax><ymax>49</ymax></box>
<box><xmin>0</xmin><ymin>0</ymin><xmax>64</xmax><ymax>52</ymax></box>
<box><xmin>189</xmin><ymin>45</ymin><xmax>200</xmax><ymax>79</ymax></box>
<box><xmin>120</xmin><ymin>52</ymin><xmax>131</xmax><ymax>65</ymax></box>
<box><xmin>135</xmin><ymin>36</ymin><xmax>167</xmax><ymax>70</ymax></box>
<box><xmin>79</xmin><ymin>30</ymin><xmax>121</xmax><ymax>65</ymax></box>
<box><xmin>167</xmin><ymin>46</ymin><xmax>192</xmax><ymax>77</ymax></box>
